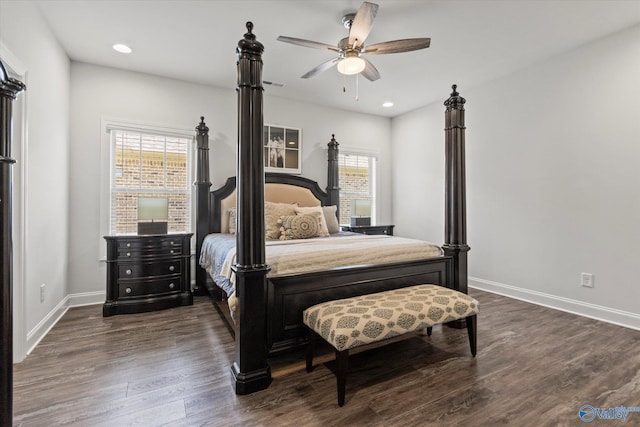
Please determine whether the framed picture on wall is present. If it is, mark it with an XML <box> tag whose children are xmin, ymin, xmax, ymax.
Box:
<box><xmin>263</xmin><ymin>124</ymin><xmax>301</xmax><ymax>174</ymax></box>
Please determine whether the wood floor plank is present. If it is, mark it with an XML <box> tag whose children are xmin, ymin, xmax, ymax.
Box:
<box><xmin>12</xmin><ymin>290</ymin><xmax>640</xmax><ymax>426</ymax></box>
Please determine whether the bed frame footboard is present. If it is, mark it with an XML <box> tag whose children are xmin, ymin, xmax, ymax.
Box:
<box><xmin>267</xmin><ymin>257</ymin><xmax>452</xmax><ymax>354</ymax></box>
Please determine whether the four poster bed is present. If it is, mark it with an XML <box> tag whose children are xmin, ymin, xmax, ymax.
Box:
<box><xmin>196</xmin><ymin>168</ymin><xmax>454</xmax><ymax>355</ymax></box>
<box><xmin>194</xmin><ymin>96</ymin><xmax>470</xmax><ymax>357</ymax></box>
<box><xmin>195</xmin><ymin>23</ymin><xmax>469</xmax><ymax>394</ymax></box>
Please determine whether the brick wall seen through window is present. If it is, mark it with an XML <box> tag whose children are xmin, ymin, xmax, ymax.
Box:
<box><xmin>339</xmin><ymin>153</ymin><xmax>376</xmax><ymax>224</ymax></box>
<box><xmin>110</xmin><ymin>130</ymin><xmax>192</xmax><ymax>234</ymax></box>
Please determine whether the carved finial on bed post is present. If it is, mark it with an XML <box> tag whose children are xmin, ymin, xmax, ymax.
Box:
<box><xmin>327</xmin><ymin>134</ymin><xmax>340</xmax><ymax>218</ymax></box>
<box><xmin>443</xmin><ymin>84</ymin><xmax>470</xmax><ymax>299</ymax></box>
<box><xmin>195</xmin><ymin>116</ymin><xmax>210</xmax><ymax>182</ymax></box>
<box><xmin>245</xmin><ymin>21</ymin><xmax>254</xmax><ymax>38</ymax></box>
<box><xmin>232</xmin><ymin>22</ymin><xmax>272</xmax><ymax>396</ymax></box>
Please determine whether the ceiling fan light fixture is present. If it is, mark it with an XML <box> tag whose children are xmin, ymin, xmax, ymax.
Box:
<box><xmin>337</xmin><ymin>55</ymin><xmax>365</xmax><ymax>75</ymax></box>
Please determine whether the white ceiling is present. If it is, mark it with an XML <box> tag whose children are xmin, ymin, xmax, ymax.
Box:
<box><xmin>34</xmin><ymin>0</ymin><xmax>640</xmax><ymax>117</ymax></box>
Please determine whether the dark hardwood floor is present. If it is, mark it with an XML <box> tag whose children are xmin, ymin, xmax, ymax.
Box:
<box><xmin>13</xmin><ymin>289</ymin><xmax>640</xmax><ymax>426</ymax></box>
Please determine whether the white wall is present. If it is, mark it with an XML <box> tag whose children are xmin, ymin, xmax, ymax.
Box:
<box><xmin>0</xmin><ymin>1</ymin><xmax>71</xmax><ymax>349</ymax></box>
<box><xmin>392</xmin><ymin>25</ymin><xmax>640</xmax><ymax>327</ymax></box>
<box><xmin>68</xmin><ymin>62</ymin><xmax>391</xmax><ymax>296</ymax></box>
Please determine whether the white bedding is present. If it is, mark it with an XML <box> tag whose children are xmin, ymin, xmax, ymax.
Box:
<box><xmin>200</xmin><ymin>232</ymin><xmax>443</xmax><ymax>323</ymax></box>
<box><xmin>201</xmin><ymin>232</ymin><xmax>443</xmax><ymax>289</ymax></box>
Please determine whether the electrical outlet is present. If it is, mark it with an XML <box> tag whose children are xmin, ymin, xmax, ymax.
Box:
<box><xmin>40</xmin><ymin>284</ymin><xmax>46</xmax><ymax>302</ymax></box>
<box><xmin>581</xmin><ymin>273</ymin><xmax>594</xmax><ymax>288</ymax></box>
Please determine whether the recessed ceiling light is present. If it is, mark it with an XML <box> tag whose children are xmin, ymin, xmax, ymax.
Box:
<box><xmin>112</xmin><ymin>43</ymin><xmax>132</xmax><ymax>54</ymax></box>
<box><xmin>382</xmin><ymin>101</ymin><xmax>394</xmax><ymax>108</ymax></box>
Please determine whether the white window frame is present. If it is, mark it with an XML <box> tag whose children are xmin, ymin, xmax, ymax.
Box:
<box><xmin>100</xmin><ymin>118</ymin><xmax>195</xmax><ymax>256</ymax></box>
<box><xmin>338</xmin><ymin>149</ymin><xmax>378</xmax><ymax>225</ymax></box>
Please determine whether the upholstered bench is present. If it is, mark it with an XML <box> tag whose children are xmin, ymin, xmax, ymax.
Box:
<box><xmin>303</xmin><ymin>284</ymin><xmax>479</xmax><ymax>406</ymax></box>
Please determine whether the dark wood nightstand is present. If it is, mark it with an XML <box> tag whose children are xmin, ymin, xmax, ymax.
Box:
<box><xmin>341</xmin><ymin>225</ymin><xmax>395</xmax><ymax>236</ymax></box>
<box><xmin>103</xmin><ymin>233</ymin><xmax>193</xmax><ymax>316</ymax></box>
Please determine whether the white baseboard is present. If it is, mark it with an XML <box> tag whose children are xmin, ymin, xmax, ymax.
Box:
<box><xmin>469</xmin><ymin>276</ymin><xmax>640</xmax><ymax>331</ymax></box>
<box><xmin>25</xmin><ymin>291</ymin><xmax>105</xmax><ymax>357</ymax></box>
<box><xmin>67</xmin><ymin>290</ymin><xmax>105</xmax><ymax>307</ymax></box>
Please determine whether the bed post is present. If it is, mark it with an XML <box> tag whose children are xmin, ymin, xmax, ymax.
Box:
<box><xmin>194</xmin><ymin>116</ymin><xmax>211</xmax><ymax>296</ymax></box>
<box><xmin>326</xmin><ymin>134</ymin><xmax>340</xmax><ymax>217</ymax></box>
<box><xmin>0</xmin><ymin>59</ymin><xmax>26</xmax><ymax>427</ymax></box>
<box><xmin>230</xmin><ymin>22</ymin><xmax>272</xmax><ymax>395</ymax></box>
<box><xmin>442</xmin><ymin>85</ymin><xmax>470</xmax><ymax>295</ymax></box>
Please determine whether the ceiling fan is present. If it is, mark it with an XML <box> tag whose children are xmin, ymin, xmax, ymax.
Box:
<box><xmin>277</xmin><ymin>1</ymin><xmax>431</xmax><ymax>81</ymax></box>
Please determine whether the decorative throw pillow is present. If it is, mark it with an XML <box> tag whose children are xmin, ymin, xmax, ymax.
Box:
<box><xmin>294</xmin><ymin>206</ymin><xmax>330</xmax><ymax>237</ymax></box>
<box><xmin>228</xmin><ymin>208</ymin><xmax>237</xmax><ymax>234</ymax></box>
<box><xmin>277</xmin><ymin>214</ymin><xmax>320</xmax><ymax>240</ymax></box>
<box><xmin>265</xmin><ymin>201</ymin><xmax>297</xmax><ymax>239</ymax></box>
<box><xmin>322</xmin><ymin>205</ymin><xmax>340</xmax><ymax>234</ymax></box>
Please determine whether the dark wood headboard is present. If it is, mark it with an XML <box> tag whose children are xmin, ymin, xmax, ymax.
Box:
<box><xmin>209</xmin><ymin>173</ymin><xmax>330</xmax><ymax>233</ymax></box>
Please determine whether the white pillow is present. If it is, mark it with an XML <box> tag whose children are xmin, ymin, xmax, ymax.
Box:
<box><xmin>294</xmin><ymin>206</ymin><xmax>330</xmax><ymax>237</ymax></box>
<box><xmin>322</xmin><ymin>205</ymin><xmax>340</xmax><ymax>234</ymax></box>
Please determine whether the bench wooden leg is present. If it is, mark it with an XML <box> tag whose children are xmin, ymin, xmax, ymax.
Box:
<box><xmin>336</xmin><ymin>349</ymin><xmax>349</xmax><ymax>407</ymax></box>
<box><xmin>306</xmin><ymin>328</ymin><xmax>316</xmax><ymax>372</ymax></box>
<box><xmin>466</xmin><ymin>314</ymin><xmax>477</xmax><ymax>357</ymax></box>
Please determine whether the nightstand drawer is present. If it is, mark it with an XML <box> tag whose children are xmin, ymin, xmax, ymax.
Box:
<box><xmin>118</xmin><ymin>260</ymin><xmax>181</xmax><ymax>279</ymax></box>
<box><xmin>118</xmin><ymin>277</ymin><xmax>182</xmax><ymax>298</ymax></box>
<box><xmin>117</xmin><ymin>246</ymin><xmax>182</xmax><ymax>260</ymax></box>
<box><xmin>117</xmin><ymin>236</ymin><xmax>184</xmax><ymax>250</ymax></box>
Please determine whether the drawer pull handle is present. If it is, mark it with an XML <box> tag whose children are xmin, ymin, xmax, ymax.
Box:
<box><xmin>169</xmin><ymin>266</ymin><xmax>175</xmax><ymax>272</ymax></box>
<box><xmin>125</xmin><ymin>287</ymin><xmax>132</xmax><ymax>294</ymax></box>
<box><xmin>169</xmin><ymin>283</ymin><xmax>175</xmax><ymax>289</ymax></box>
<box><xmin>126</xmin><ymin>243</ymin><xmax>131</xmax><ymax>248</ymax></box>
<box><xmin>170</xmin><ymin>250</ymin><xmax>175</xmax><ymax>254</ymax></box>
<box><xmin>126</xmin><ymin>252</ymin><xmax>131</xmax><ymax>257</ymax></box>
<box><xmin>170</xmin><ymin>241</ymin><xmax>175</xmax><ymax>246</ymax></box>
<box><xmin>125</xmin><ymin>269</ymin><xmax>132</xmax><ymax>275</ymax></box>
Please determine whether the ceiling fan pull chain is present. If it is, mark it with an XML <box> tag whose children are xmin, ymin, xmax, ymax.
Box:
<box><xmin>356</xmin><ymin>73</ymin><xmax>360</xmax><ymax>101</ymax></box>
<box><xmin>343</xmin><ymin>73</ymin><xmax>346</xmax><ymax>93</ymax></box>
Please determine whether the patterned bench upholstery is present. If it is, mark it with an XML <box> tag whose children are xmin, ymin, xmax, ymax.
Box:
<box><xmin>303</xmin><ymin>284</ymin><xmax>479</xmax><ymax>406</ymax></box>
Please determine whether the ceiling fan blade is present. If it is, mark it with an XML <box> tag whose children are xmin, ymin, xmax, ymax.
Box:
<box><xmin>277</xmin><ymin>36</ymin><xmax>340</xmax><ymax>52</ymax></box>
<box><xmin>301</xmin><ymin>57</ymin><xmax>341</xmax><ymax>79</ymax></box>
<box><xmin>349</xmin><ymin>2</ymin><xmax>379</xmax><ymax>48</ymax></box>
<box><xmin>364</xmin><ymin>38</ymin><xmax>431</xmax><ymax>55</ymax></box>
<box><xmin>360</xmin><ymin>57</ymin><xmax>381</xmax><ymax>81</ymax></box>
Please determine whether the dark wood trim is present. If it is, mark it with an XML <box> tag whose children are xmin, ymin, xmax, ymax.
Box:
<box><xmin>326</xmin><ymin>134</ymin><xmax>340</xmax><ymax>216</ymax></box>
<box><xmin>230</xmin><ymin>22</ymin><xmax>272</xmax><ymax>395</ymax></box>
<box><xmin>336</xmin><ymin>349</ymin><xmax>349</xmax><ymax>407</ymax></box>
<box><xmin>266</xmin><ymin>257</ymin><xmax>452</xmax><ymax>354</ymax></box>
<box><xmin>442</xmin><ymin>84</ymin><xmax>470</xmax><ymax>295</ymax></box>
<box><xmin>194</xmin><ymin>117</ymin><xmax>212</xmax><ymax>296</ymax></box>
<box><xmin>208</xmin><ymin>173</ymin><xmax>330</xmax><ymax>235</ymax></box>
<box><xmin>266</xmin><ymin>172</ymin><xmax>330</xmax><ymax>203</ymax></box>
<box><xmin>0</xmin><ymin>59</ymin><xmax>26</xmax><ymax>427</ymax></box>
<box><xmin>466</xmin><ymin>314</ymin><xmax>477</xmax><ymax>356</ymax></box>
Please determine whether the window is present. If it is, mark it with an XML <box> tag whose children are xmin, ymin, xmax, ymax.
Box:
<box><xmin>339</xmin><ymin>152</ymin><xmax>377</xmax><ymax>224</ymax></box>
<box><xmin>107</xmin><ymin>125</ymin><xmax>193</xmax><ymax>235</ymax></box>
